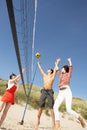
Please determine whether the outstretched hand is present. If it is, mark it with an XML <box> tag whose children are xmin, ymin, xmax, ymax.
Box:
<box><xmin>22</xmin><ymin>69</ymin><xmax>25</xmax><ymax>73</ymax></box>
<box><xmin>56</xmin><ymin>58</ymin><xmax>61</xmax><ymax>65</ymax></box>
<box><xmin>67</xmin><ymin>57</ymin><xmax>72</xmax><ymax>66</ymax></box>
<box><xmin>67</xmin><ymin>57</ymin><xmax>71</xmax><ymax>62</ymax></box>
<box><xmin>37</xmin><ymin>62</ymin><xmax>41</xmax><ymax>64</ymax></box>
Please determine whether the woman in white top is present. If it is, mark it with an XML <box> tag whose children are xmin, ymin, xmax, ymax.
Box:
<box><xmin>0</xmin><ymin>69</ymin><xmax>25</xmax><ymax>127</ymax></box>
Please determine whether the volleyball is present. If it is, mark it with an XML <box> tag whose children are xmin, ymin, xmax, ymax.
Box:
<box><xmin>35</xmin><ymin>52</ymin><xmax>41</xmax><ymax>58</ymax></box>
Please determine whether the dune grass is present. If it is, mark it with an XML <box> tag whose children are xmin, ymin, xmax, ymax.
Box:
<box><xmin>0</xmin><ymin>79</ymin><xmax>87</xmax><ymax>120</ymax></box>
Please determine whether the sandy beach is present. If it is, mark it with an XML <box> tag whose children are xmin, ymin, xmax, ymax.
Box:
<box><xmin>0</xmin><ymin>104</ymin><xmax>87</xmax><ymax>130</ymax></box>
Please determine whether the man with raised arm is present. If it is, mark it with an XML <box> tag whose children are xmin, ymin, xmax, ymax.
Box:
<box><xmin>35</xmin><ymin>61</ymin><xmax>58</xmax><ymax>130</ymax></box>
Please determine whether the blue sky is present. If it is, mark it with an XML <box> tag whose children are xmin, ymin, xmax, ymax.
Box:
<box><xmin>0</xmin><ymin>0</ymin><xmax>87</xmax><ymax>100</ymax></box>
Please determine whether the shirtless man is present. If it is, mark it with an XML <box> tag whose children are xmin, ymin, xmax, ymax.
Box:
<box><xmin>35</xmin><ymin>61</ymin><xmax>58</xmax><ymax>130</ymax></box>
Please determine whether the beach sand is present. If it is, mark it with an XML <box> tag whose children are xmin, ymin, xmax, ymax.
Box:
<box><xmin>0</xmin><ymin>104</ymin><xmax>87</xmax><ymax>130</ymax></box>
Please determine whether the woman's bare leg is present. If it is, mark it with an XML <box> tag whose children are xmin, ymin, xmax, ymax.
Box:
<box><xmin>78</xmin><ymin>116</ymin><xmax>86</xmax><ymax>128</ymax></box>
<box><xmin>0</xmin><ymin>103</ymin><xmax>11</xmax><ymax>127</ymax></box>
<box><xmin>55</xmin><ymin>120</ymin><xmax>61</xmax><ymax>130</ymax></box>
<box><xmin>0</xmin><ymin>101</ymin><xmax>5</xmax><ymax>112</ymax></box>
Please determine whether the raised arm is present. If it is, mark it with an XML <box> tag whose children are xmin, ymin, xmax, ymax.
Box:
<box><xmin>16</xmin><ymin>69</ymin><xmax>25</xmax><ymax>81</ymax></box>
<box><xmin>10</xmin><ymin>69</ymin><xmax>25</xmax><ymax>83</ymax></box>
<box><xmin>53</xmin><ymin>58</ymin><xmax>60</xmax><ymax>72</ymax></box>
<box><xmin>67</xmin><ymin>58</ymin><xmax>72</xmax><ymax>66</ymax></box>
<box><xmin>67</xmin><ymin>58</ymin><xmax>72</xmax><ymax>76</ymax></box>
<box><xmin>55</xmin><ymin>58</ymin><xmax>61</xmax><ymax>70</ymax></box>
<box><xmin>37</xmin><ymin>62</ymin><xmax>45</xmax><ymax>76</ymax></box>
<box><xmin>55</xmin><ymin>58</ymin><xmax>61</xmax><ymax>75</ymax></box>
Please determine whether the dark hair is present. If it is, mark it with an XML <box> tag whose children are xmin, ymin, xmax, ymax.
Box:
<box><xmin>9</xmin><ymin>73</ymin><xmax>16</xmax><ymax>79</ymax></box>
<box><xmin>50</xmin><ymin>68</ymin><xmax>53</xmax><ymax>74</ymax></box>
<box><xmin>62</xmin><ymin>65</ymin><xmax>69</xmax><ymax>73</ymax></box>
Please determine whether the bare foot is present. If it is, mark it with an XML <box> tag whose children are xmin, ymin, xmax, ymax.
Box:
<box><xmin>34</xmin><ymin>119</ymin><xmax>40</xmax><ymax>130</ymax></box>
<box><xmin>53</xmin><ymin>126</ymin><xmax>61</xmax><ymax>130</ymax></box>
<box><xmin>78</xmin><ymin>116</ymin><xmax>86</xmax><ymax>128</ymax></box>
<box><xmin>34</xmin><ymin>124</ymin><xmax>39</xmax><ymax>130</ymax></box>
<box><xmin>51</xmin><ymin>126</ymin><xmax>55</xmax><ymax>130</ymax></box>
